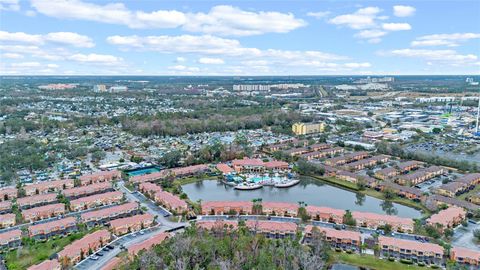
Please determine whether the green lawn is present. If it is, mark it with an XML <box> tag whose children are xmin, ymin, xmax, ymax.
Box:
<box><xmin>457</xmin><ymin>184</ymin><xmax>480</xmax><ymax>200</ymax></box>
<box><xmin>4</xmin><ymin>232</ymin><xmax>87</xmax><ymax>270</ymax></box>
<box><xmin>328</xmin><ymin>252</ymin><xmax>430</xmax><ymax>270</ymax></box>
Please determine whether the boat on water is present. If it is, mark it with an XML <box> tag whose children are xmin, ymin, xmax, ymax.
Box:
<box><xmin>274</xmin><ymin>179</ymin><xmax>300</xmax><ymax>188</ymax></box>
<box><xmin>234</xmin><ymin>183</ymin><xmax>263</xmax><ymax>190</ymax></box>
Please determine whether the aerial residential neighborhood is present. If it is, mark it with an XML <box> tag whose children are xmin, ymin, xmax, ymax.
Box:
<box><xmin>0</xmin><ymin>0</ymin><xmax>479</xmax><ymax>269</ymax></box>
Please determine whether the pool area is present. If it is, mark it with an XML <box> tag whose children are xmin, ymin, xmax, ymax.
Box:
<box><xmin>126</xmin><ymin>167</ymin><xmax>161</xmax><ymax>177</ymax></box>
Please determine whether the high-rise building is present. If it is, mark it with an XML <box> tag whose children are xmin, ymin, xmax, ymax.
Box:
<box><xmin>292</xmin><ymin>122</ymin><xmax>325</xmax><ymax>135</ymax></box>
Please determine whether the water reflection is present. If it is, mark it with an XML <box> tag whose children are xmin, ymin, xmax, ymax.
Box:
<box><xmin>182</xmin><ymin>177</ymin><xmax>421</xmax><ymax>218</ymax></box>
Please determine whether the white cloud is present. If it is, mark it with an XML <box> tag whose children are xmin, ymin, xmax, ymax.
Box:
<box><xmin>382</xmin><ymin>23</ymin><xmax>411</xmax><ymax>31</ymax></box>
<box><xmin>307</xmin><ymin>11</ymin><xmax>331</xmax><ymax>19</ymax></box>
<box><xmin>390</xmin><ymin>49</ymin><xmax>478</xmax><ymax>64</ymax></box>
<box><xmin>30</xmin><ymin>0</ymin><xmax>186</xmax><ymax>29</ymax></box>
<box><xmin>184</xmin><ymin>5</ymin><xmax>306</xmax><ymax>36</ymax></box>
<box><xmin>1</xmin><ymin>52</ymin><xmax>23</xmax><ymax>59</ymax></box>
<box><xmin>0</xmin><ymin>30</ymin><xmax>42</xmax><ymax>43</ymax></box>
<box><xmin>328</xmin><ymin>7</ymin><xmax>381</xmax><ymax>29</ymax></box>
<box><xmin>0</xmin><ymin>0</ymin><xmax>20</xmax><ymax>11</ymax></box>
<box><xmin>198</xmin><ymin>57</ymin><xmax>225</xmax><ymax>64</ymax></box>
<box><xmin>355</xmin><ymin>29</ymin><xmax>387</xmax><ymax>39</ymax></box>
<box><xmin>11</xmin><ymin>61</ymin><xmax>41</xmax><ymax>67</ymax></box>
<box><xmin>67</xmin><ymin>53</ymin><xmax>123</xmax><ymax>65</ymax></box>
<box><xmin>45</xmin><ymin>32</ymin><xmax>95</xmax><ymax>48</ymax></box>
<box><xmin>411</xmin><ymin>33</ymin><xmax>480</xmax><ymax>47</ymax></box>
<box><xmin>47</xmin><ymin>63</ymin><xmax>59</xmax><ymax>68</ymax></box>
<box><xmin>30</xmin><ymin>0</ymin><xmax>305</xmax><ymax>36</ymax></box>
<box><xmin>393</xmin><ymin>5</ymin><xmax>416</xmax><ymax>17</ymax></box>
<box><xmin>176</xmin><ymin>57</ymin><xmax>186</xmax><ymax>62</ymax></box>
<box><xmin>167</xmin><ymin>65</ymin><xmax>201</xmax><ymax>74</ymax></box>
<box><xmin>0</xmin><ymin>30</ymin><xmax>94</xmax><ymax>47</ymax></box>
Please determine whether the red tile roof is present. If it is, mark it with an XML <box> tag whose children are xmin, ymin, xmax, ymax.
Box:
<box><xmin>62</xmin><ymin>182</ymin><xmax>112</xmax><ymax>197</ymax></box>
<box><xmin>305</xmin><ymin>225</ymin><xmax>361</xmax><ymax>241</ymax></box>
<box><xmin>202</xmin><ymin>201</ymin><xmax>253</xmax><ymax>209</ymax></box>
<box><xmin>264</xmin><ymin>160</ymin><xmax>289</xmax><ymax>168</ymax></box>
<box><xmin>81</xmin><ymin>202</ymin><xmax>138</xmax><ymax>222</ymax></box>
<box><xmin>127</xmin><ymin>232</ymin><xmax>170</xmax><ymax>256</ymax></box>
<box><xmin>232</xmin><ymin>158</ymin><xmax>264</xmax><ymax>167</ymax></box>
<box><xmin>100</xmin><ymin>257</ymin><xmax>122</xmax><ymax>270</ymax></box>
<box><xmin>305</xmin><ymin>205</ymin><xmax>345</xmax><ymax>217</ymax></box>
<box><xmin>58</xmin><ymin>229</ymin><xmax>111</xmax><ymax>258</ymax></box>
<box><xmin>171</xmin><ymin>164</ymin><xmax>209</xmax><ymax>176</ymax></box>
<box><xmin>451</xmin><ymin>246</ymin><xmax>480</xmax><ymax>261</ymax></box>
<box><xmin>379</xmin><ymin>236</ymin><xmax>444</xmax><ymax>255</ymax></box>
<box><xmin>216</xmin><ymin>163</ymin><xmax>234</xmax><ymax>174</ymax></box>
<box><xmin>352</xmin><ymin>211</ymin><xmax>413</xmax><ymax>227</ymax></box>
<box><xmin>70</xmin><ymin>191</ymin><xmax>123</xmax><ymax>207</ymax></box>
<box><xmin>17</xmin><ymin>193</ymin><xmax>57</xmax><ymax>207</ymax></box>
<box><xmin>22</xmin><ymin>203</ymin><xmax>65</xmax><ymax>218</ymax></box>
<box><xmin>154</xmin><ymin>190</ymin><xmax>188</xmax><ymax>210</ymax></box>
<box><xmin>109</xmin><ymin>213</ymin><xmax>154</xmax><ymax>228</ymax></box>
<box><xmin>130</xmin><ymin>171</ymin><xmax>169</xmax><ymax>184</ymax></box>
<box><xmin>24</xmin><ymin>179</ymin><xmax>74</xmax><ymax>194</ymax></box>
<box><xmin>245</xmin><ymin>220</ymin><xmax>297</xmax><ymax>232</ymax></box>
<box><xmin>79</xmin><ymin>170</ymin><xmax>121</xmax><ymax>184</ymax></box>
<box><xmin>427</xmin><ymin>206</ymin><xmax>466</xmax><ymax>227</ymax></box>
<box><xmin>28</xmin><ymin>217</ymin><xmax>76</xmax><ymax>236</ymax></box>
<box><xmin>196</xmin><ymin>220</ymin><xmax>238</xmax><ymax>230</ymax></box>
<box><xmin>27</xmin><ymin>259</ymin><xmax>61</xmax><ymax>270</ymax></box>
<box><xmin>0</xmin><ymin>229</ymin><xmax>21</xmax><ymax>244</ymax></box>
<box><xmin>262</xmin><ymin>202</ymin><xmax>298</xmax><ymax>212</ymax></box>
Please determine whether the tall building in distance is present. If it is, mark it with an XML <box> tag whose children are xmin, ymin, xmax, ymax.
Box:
<box><xmin>292</xmin><ymin>122</ymin><xmax>325</xmax><ymax>135</ymax></box>
<box><xmin>93</xmin><ymin>84</ymin><xmax>107</xmax><ymax>92</ymax></box>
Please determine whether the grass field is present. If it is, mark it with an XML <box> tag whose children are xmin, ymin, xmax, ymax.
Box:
<box><xmin>4</xmin><ymin>232</ymin><xmax>87</xmax><ymax>270</ymax></box>
<box><xmin>328</xmin><ymin>252</ymin><xmax>429</xmax><ymax>270</ymax></box>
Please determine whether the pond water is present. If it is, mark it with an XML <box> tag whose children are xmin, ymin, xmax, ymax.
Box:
<box><xmin>182</xmin><ymin>177</ymin><xmax>422</xmax><ymax>218</ymax></box>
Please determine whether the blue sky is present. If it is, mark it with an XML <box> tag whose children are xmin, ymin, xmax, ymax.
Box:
<box><xmin>0</xmin><ymin>0</ymin><xmax>479</xmax><ymax>75</ymax></box>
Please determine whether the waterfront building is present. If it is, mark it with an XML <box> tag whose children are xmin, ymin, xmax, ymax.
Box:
<box><xmin>305</xmin><ymin>205</ymin><xmax>345</xmax><ymax>224</ymax></box>
<box><xmin>262</xmin><ymin>202</ymin><xmax>298</xmax><ymax>217</ymax></box>
<box><xmin>201</xmin><ymin>201</ymin><xmax>253</xmax><ymax>215</ymax></box>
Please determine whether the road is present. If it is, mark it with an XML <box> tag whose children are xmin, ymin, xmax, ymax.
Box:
<box><xmin>117</xmin><ymin>181</ymin><xmax>183</xmax><ymax>229</ymax></box>
<box><xmin>75</xmin><ymin>182</ymin><xmax>187</xmax><ymax>269</ymax></box>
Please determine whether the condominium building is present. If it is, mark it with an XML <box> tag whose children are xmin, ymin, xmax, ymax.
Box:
<box><xmin>305</xmin><ymin>205</ymin><xmax>345</xmax><ymax>224</ymax></box>
<box><xmin>17</xmin><ymin>193</ymin><xmax>58</xmax><ymax>209</ymax></box>
<box><xmin>0</xmin><ymin>201</ymin><xmax>12</xmax><ymax>214</ymax></box>
<box><xmin>427</xmin><ymin>206</ymin><xmax>466</xmax><ymax>232</ymax></box>
<box><xmin>70</xmin><ymin>191</ymin><xmax>123</xmax><ymax>211</ymax></box>
<box><xmin>396</xmin><ymin>161</ymin><xmax>422</xmax><ymax>173</ymax></box>
<box><xmin>245</xmin><ymin>220</ymin><xmax>297</xmax><ymax>239</ymax></box>
<box><xmin>261</xmin><ymin>202</ymin><xmax>298</xmax><ymax>217</ymax></box>
<box><xmin>436</xmin><ymin>182</ymin><xmax>468</xmax><ymax>198</ymax></box>
<box><xmin>0</xmin><ymin>213</ymin><xmax>16</xmax><ymax>228</ymax></box>
<box><xmin>352</xmin><ymin>211</ymin><xmax>414</xmax><ymax>233</ymax></box>
<box><xmin>24</xmin><ymin>179</ymin><xmax>74</xmax><ymax>196</ymax></box>
<box><xmin>324</xmin><ymin>151</ymin><xmax>369</xmax><ymax>166</ymax></box>
<box><xmin>57</xmin><ymin>229</ymin><xmax>111</xmax><ymax>265</ymax></box>
<box><xmin>79</xmin><ymin>170</ymin><xmax>121</xmax><ymax>186</ymax></box>
<box><xmin>81</xmin><ymin>202</ymin><xmax>139</xmax><ymax>228</ymax></box>
<box><xmin>28</xmin><ymin>217</ymin><xmax>77</xmax><ymax>240</ymax></box>
<box><xmin>343</xmin><ymin>155</ymin><xmax>390</xmax><ymax>171</ymax></box>
<box><xmin>378</xmin><ymin>236</ymin><xmax>444</xmax><ymax>266</ymax></box>
<box><xmin>138</xmin><ymin>182</ymin><xmax>163</xmax><ymax>198</ymax></box>
<box><xmin>396</xmin><ymin>166</ymin><xmax>445</xmax><ymax>186</ymax></box>
<box><xmin>129</xmin><ymin>170</ymin><xmax>169</xmax><ymax>184</ymax></box>
<box><xmin>292</xmin><ymin>122</ymin><xmax>325</xmax><ymax>135</ymax></box>
<box><xmin>304</xmin><ymin>225</ymin><xmax>361</xmax><ymax>251</ymax></box>
<box><xmin>22</xmin><ymin>203</ymin><xmax>66</xmax><ymax>222</ymax></box>
<box><xmin>299</xmin><ymin>147</ymin><xmax>344</xmax><ymax>160</ymax></box>
<box><xmin>153</xmin><ymin>190</ymin><xmax>188</xmax><ymax>213</ymax></box>
<box><xmin>127</xmin><ymin>232</ymin><xmax>170</xmax><ymax>259</ymax></box>
<box><xmin>374</xmin><ymin>167</ymin><xmax>398</xmax><ymax>180</ymax></box>
<box><xmin>450</xmin><ymin>247</ymin><xmax>479</xmax><ymax>267</ymax></box>
<box><xmin>0</xmin><ymin>229</ymin><xmax>21</xmax><ymax>250</ymax></box>
<box><xmin>170</xmin><ymin>164</ymin><xmax>209</xmax><ymax>178</ymax></box>
<box><xmin>0</xmin><ymin>187</ymin><xmax>17</xmax><ymax>201</ymax></box>
<box><xmin>109</xmin><ymin>213</ymin><xmax>154</xmax><ymax>235</ymax></box>
<box><xmin>201</xmin><ymin>201</ymin><xmax>253</xmax><ymax>215</ymax></box>
<box><xmin>62</xmin><ymin>182</ymin><xmax>113</xmax><ymax>199</ymax></box>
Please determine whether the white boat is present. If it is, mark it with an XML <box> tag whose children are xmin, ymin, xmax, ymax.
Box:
<box><xmin>234</xmin><ymin>183</ymin><xmax>263</xmax><ymax>190</ymax></box>
<box><xmin>274</xmin><ymin>179</ymin><xmax>300</xmax><ymax>188</ymax></box>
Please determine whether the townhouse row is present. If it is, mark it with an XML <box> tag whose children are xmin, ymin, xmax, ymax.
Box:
<box><xmin>196</xmin><ymin>220</ymin><xmax>480</xmax><ymax>267</ymax></box>
<box><xmin>139</xmin><ymin>182</ymin><xmax>188</xmax><ymax>213</ymax></box>
<box><xmin>129</xmin><ymin>164</ymin><xmax>209</xmax><ymax>184</ymax></box>
<box><xmin>200</xmin><ymin>201</ymin><xmax>416</xmax><ymax>233</ymax></box>
<box><xmin>324</xmin><ymin>151</ymin><xmax>370</xmax><ymax>166</ymax></box>
<box><xmin>436</xmin><ymin>173</ymin><xmax>480</xmax><ymax>198</ymax></box>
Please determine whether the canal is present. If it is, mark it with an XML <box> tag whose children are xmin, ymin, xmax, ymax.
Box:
<box><xmin>182</xmin><ymin>177</ymin><xmax>422</xmax><ymax>218</ymax></box>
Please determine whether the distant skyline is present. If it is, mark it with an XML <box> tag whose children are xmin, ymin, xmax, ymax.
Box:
<box><xmin>0</xmin><ymin>0</ymin><xmax>479</xmax><ymax>76</ymax></box>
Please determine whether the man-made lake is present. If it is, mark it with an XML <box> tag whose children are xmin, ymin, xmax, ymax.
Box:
<box><xmin>182</xmin><ymin>177</ymin><xmax>422</xmax><ymax>218</ymax></box>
